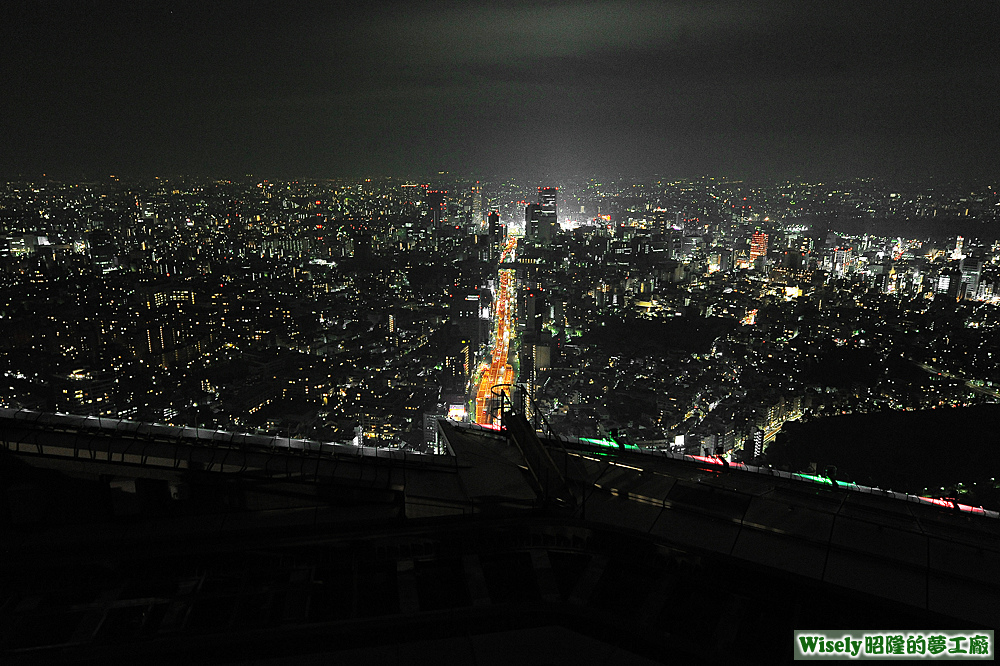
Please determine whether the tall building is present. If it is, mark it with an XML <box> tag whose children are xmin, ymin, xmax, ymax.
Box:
<box><xmin>539</xmin><ymin>187</ymin><xmax>556</xmax><ymax>220</ymax></box>
<box><xmin>426</xmin><ymin>190</ymin><xmax>446</xmax><ymax>228</ymax></box>
<box><xmin>749</xmin><ymin>231</ymin><xmax>768</xmax><ymax>264</ymax></box>
<box><xmin>487</xmin><ymin>211</ymin><xmax>503</xmax><ymax>263</ymax></box>
<box><xmin>87</xmin><ymin>230</ymin><xmax>118</xmax><ymax>273</ymax></box>
<box><xmin>487</xmin><ymin>211</ymin><xmax>501</xmax><ymax>239</ymax></box>
<box><xmin>470</xmin><ymin>183</ymin><xmax>482</xmax><ymax>229</ymax></box>
<box><xmin>525</xmin><ymin>203</ymin><xmax>541</xmax><ymax>242</ymax></box>
<box><xmin>952</xmin><ymin>236</ymin><xmax>965</xmax><ymax>261</ymax></box>
<box><xmin>524</xmin><ymin>188</ymin><xmax>557</xmax><ymax>246</ymax></box>
<box><xmin>960</xmin><ymin>259</ymin><xmax>983</xmax><ymax>299</ymax></box>
<box><xmin>537</xmin><ymin>187</ymin><xmax>557</xmax><ymax>245</ymax></box>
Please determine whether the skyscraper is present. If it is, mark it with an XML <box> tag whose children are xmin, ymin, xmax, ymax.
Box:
<box><xmin>539</xmin><ymin>187</ymin><xmax>556</xmax><ymax>218</ymax></box>
<box><xmin>470</xmin><ymin>183</ymin><xmax>482</xmax><ymax>229</ymax></box>
<box><xmin>426</xmin><ymin>190</ymin><xmax>446</xmax><ymax>228</ymax></box>
<box><xmin>525</xmin><ymin>203</ymin><xmax>541</xmax><ymax>241</ymax></box>
<box><xmin>87</xmin><ymin>230</ymin><xmax>119</xmax><ymax>273</ymax></box>
<box><xmin>749</xmin><ymin>231</ymin><xmax>768</xmax><ymax>265</ymax></box>
<box><xmin>488</xmin><ymin>211</ymin><xmax>502</xmax><ymax>263</ymax></box>
<box><xmin>524</xmin><ymin>188</ymin><xmax>557</xmax><ymax>245</ymax></box>
<box><xmin>488</xmin><ymin>211</ymin><xmax>501</xmax><ymax>239</ymax></box>
<box><xmin>538</xmin><ymin>187</ymin><xmax>557</xmax><ymax>245</ymax></box>
<box><xmin>952</xmin><ymin>236</ymin><xmax>965</xmax><ymax>261</ymax></box>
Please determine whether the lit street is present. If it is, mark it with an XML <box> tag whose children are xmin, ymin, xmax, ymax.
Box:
<box><xmin>474</xmin><ymin>235</ymin><xmax>518</xmax><ymax>425</ymax></box>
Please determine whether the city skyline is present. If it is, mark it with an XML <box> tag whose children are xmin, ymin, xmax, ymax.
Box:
<box><xmin>3</xmin><ymin>172</ymin><xmax>999</xmax><ymax>477</ymax></box>
<box><xmin>2</xmin><ymin>1</ymin><xmax>998</xmax><ymax>182</ymax></box>
<box><xmin>3</xmin><ymin>3</ymin><xmax>1000</xmax><ymax>652</ymax></box>
<box><xmin>2</xmin><ymin>170</ymin><xmax>999</xmax><ymax>657</ymax></box>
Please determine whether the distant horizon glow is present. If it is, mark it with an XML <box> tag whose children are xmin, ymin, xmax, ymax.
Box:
<box><xmin>1</xmin><ymin>2</ymin><xmax>997</xmax><ymax>180</ymax></box>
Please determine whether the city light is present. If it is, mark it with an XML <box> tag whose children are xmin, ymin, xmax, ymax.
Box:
<box><xmin>0</xmin><ymin>174</ymin><xmax>998</xmax><ymax>513</ymax></box>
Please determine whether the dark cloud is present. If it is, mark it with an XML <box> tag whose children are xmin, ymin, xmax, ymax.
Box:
<box><xmin>1</xmin><ymin>0</ymin><xmax>997</xmax><ymax>180</ymax></box>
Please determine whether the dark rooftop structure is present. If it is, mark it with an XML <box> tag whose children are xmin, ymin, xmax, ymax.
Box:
<box><xmin>0</xmin><ymin>408</ymin><xmax>996</xmax><ymax>664</ymax></box>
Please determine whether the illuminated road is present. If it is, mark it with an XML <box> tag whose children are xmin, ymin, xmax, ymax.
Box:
<box><xmin>474</xmin><ymin>236</ymin><xmax>518</xmax><ymax>425</ymax></box>
<box><xmin>912</xmin><ymin>361</ymin><xmax>1000</xmax><ymax>399</ymax></box>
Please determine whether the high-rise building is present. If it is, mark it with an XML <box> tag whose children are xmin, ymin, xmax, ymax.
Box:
<box><xmin>470</xmin><ymin>183</ymin><xmax>483</xmax><ymax>229</ymax></box>
<box><xmin>960</xmin><ymin>259</ymin><xmax>983</xmax><ymax>299</ymax></box>
<box><xmin>524</xmin><ymin>188</ymin><xmax>557</xmax><ymax>245</ymax></box>
<box><xmin>426</xmin><ymin>190</ymin><xmax>446</xmax><ymax>228</ymax></box>
<box><xmin>487</xmin><ymin>211</ymin><xmax>502</xmax><ymax>263</ymax></box>
<box><xmin>87</xmin><ymin>230</ymin><xmax>118</xmax><ymax>273</ymax></box>
<box><xmin>538</xmin><ymin>187</ymin><xmax>557</xmax><ymax>245</ymax></box>
<box><xmin>525</xmin><ymin>203</ymin><xmax>541</xmax><ymax>241</ymax></box>
<box><xmin>488</xmin><ymin>211</ymin><xmax>501</xmax><ymax>239</ymax></box>
<box><xmin>952</xmin><ymin>236</ymin><xmax>965</xmax><ymax>261</ymax></box>
<box><xmin>749</xmin><ymin>231</ymin><xmax>768</xmax><ymax>264</ymax></box>
<box><xmin>539</xmin><ymin>187</ymin><xmax>556</xmax><ymax>219</ymax></box>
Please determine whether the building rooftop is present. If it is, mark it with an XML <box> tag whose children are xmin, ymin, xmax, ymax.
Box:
<box><xmin>0</xmin><ymin>408</ymin><xmax>996</xmax><ymax>664</ymax></box>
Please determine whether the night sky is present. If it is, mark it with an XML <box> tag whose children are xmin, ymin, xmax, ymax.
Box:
<box><xmin>2</xmin><ymin>1</ymin><xmax>998</xmax><ymax>181</ymax></box>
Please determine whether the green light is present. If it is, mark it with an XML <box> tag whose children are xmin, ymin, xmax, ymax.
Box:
<box><xmin>794</xmin><ymin>473</ymin><xmax>859</xmax><ymax>489</ymax></box>
<box><xmin>580</xmin><ymin>437</ymin><xmax>617</xmax><ymax>448</ymax></box>
<box><xmin>579</xmin><ymin>437</ymin><xmax>640</xmax><ymax>452</ymax></box>
<box><xmin>795</xmin><ymin>473</ymin><xmax>834</xmax><ymax>485</ymax></box>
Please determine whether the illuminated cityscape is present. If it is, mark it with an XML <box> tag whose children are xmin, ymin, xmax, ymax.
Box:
<box><xmin>473</xmin><ymin>234</ymin><xmax>517</xmax><ymax>426</ymax></box>
<box><xmin>2</xmin><ymin>173</ymin><xmax>1000</xmax><ymax>663</ymax></box>
<box><xmin>3</xmin><ymin>174</ymin><xmax>1000</xmax><ymax>495</ymax></box>
<box><xmin>1</xmin><ymin>1</ymin><xmax>999</xmax><ymax>662</ymax></box>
